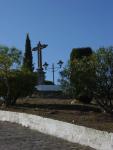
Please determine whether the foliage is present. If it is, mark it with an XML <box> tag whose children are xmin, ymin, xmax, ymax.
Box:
<box><xmin>59</xmin><ymin>46</ymin><xmax>113</xmax><ymax>113</ymax></box>
<box><xmin>0</xmin><ymin>71</ymin><xmax>37</xmax><ymax>106</ymax></box>
<box><xmin>58</xmin><ymin>62</ymin><xmax>75</xmax><ymax>98</ymax></box>
<box><xmin>70</xmin><ymin>55</ymin><xmax>96</xmax><ymax>103</ymax></box>
<box><xmin>0</xmin><ymin>46</ymin><xmax>21</xmax><ymax>72</ymax></box>
<box><xmin>22</xmin><ymin>33</ymin><xmax>33</xmax><ymax>72</ymax></box>
<box><xmin>69</xmin><ymin>47</ymin><xmax>94</xmax><ymax>103</ymax></box>
<box><xmin>44</xmin><ymin>80</ymin><xmax>54</xmax><ymax>85</ymax></box>
<box><xmin>0</xmin><ymin>45</ymin><xmax>37</xmax><ymax>106</ymax></box>
<box><xmin>0</xmin><ymin>46</ymin><xmax>22</xmax><ymax>105</ymax></box>
<box><xmin>94</xmin><ymin>47</ymin><xmax>113</xmax><ymax>114</ymax></box>
<box><xmin>70</xmin><ymin>47</ymin><xmax>92</xmax><ymax>60</ymax></box>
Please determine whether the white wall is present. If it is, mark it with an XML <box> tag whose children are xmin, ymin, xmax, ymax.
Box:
<box><xmin>35</xmin><ymin>85</ymin><xmax>61</xmax><ymax>91</ymax></box>
<box><xmin>0</xmin><ymin>110</ymin><xmax>113</xmax><ymax>150</ymax></box>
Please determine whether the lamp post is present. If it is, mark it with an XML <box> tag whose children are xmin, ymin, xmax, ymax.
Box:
<box><xmin>43</xmin><ymin>60</ymin><xmax>63</xmax><ymax>85</ymax></box>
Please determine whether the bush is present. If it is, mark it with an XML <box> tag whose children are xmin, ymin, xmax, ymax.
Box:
<box><xmin>58</xmin><ymin>59</ymin><xmax>95</xmax><ymax>102</ymax></box>
<box><xmin>79</xmin><ymin>95</ymin><xmax>93</xmax><ymax>104</ymax></box>
<box><xmin>59</xmin><ymin>46</ymin><xmax>113</xmax><ymax>114</ymax></box>
<box><xmin>71</xmin><ymin>55</ymin><xmax>96</xmax><ymax>103</ymax></box>
<box><xmin>94</xmin><ymin>47</ymin><xmax>113</xmax><ymax>114</ymax></box>
<box><xmin>0</xmin><ymin>70</ymin><xmax>37</xmax><ymax>105</ymax></box>
<box><xmin>58</xmin><ymin>63</ymin><xmax>75</xmax><ymax>98</ymax></box>
<box><xmin>68</xmin><ymin>47</ymin><xmax>95</xmax><ymax>103</ymax></box>
<box><xmin>44</xmin><ymin>80</ymin><xmax>54</xmax><ymax>85</ymax></box>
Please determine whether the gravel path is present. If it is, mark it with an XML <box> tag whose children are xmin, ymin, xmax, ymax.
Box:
<box><xmin>0</xmin><ymin>121</ymin><xmax>95</xmax><ymax>150</ymax></box>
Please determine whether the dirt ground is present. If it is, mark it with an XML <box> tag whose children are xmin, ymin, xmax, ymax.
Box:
<box><xmin>1</xmin><ymin>98</ymin><xmax>113</xmax><ymax>132</ymax></box>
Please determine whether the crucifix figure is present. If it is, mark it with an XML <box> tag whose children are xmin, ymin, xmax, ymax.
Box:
<box><xmin>32</xmin><ymin>41</ymin><xmax>48</xmax><ymax>70</ymax></box>
<box><xmin>32</xmin><ymin>41</ymin><xmax>48</xmax><ymax>84</ymax></box>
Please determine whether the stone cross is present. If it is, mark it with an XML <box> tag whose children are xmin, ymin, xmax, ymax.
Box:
<box><xmin>32</xmin><ymin>41</ymin><xmax>48</xmax><ymax>84</ymax></box>
<box><xmin>32</xmin><ymin>41</ymin><xmax>48</xmax><ymax>70</ymax></box>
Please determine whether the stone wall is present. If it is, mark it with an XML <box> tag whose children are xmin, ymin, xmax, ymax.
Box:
<box><xmin>0</xmin><ymin>110</ymin><xmax>113</xmax><ymax>150</ymax></box>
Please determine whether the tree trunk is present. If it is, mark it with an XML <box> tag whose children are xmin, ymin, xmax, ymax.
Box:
<box><xmin>4</xmin><ymin>77</ymin><xmax>11</xmax><ymax>106</ymax></box>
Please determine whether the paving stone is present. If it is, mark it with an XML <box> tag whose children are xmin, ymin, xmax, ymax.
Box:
<box><xmin>0</xmin><ymin>121</ymin><xmax>95</xmax><ymax>150</ymax></box>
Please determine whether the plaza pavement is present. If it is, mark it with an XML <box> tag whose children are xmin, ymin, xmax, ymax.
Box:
<box><xmin>0</xmin><ymin>121</ymin><xmax>95</xmax><ymax>150</ymax></box>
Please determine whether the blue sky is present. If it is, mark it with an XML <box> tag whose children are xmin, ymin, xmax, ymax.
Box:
<box><xmin>0</xmin><ymin>0</ymin><xmax>113</xmax><ymax>83</ymax></box>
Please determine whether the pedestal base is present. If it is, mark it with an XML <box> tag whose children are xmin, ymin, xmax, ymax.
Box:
<box><xmin>37</xmin><ymin>69</ymin><xmax>45</xmax><ymax>85</ymax></box>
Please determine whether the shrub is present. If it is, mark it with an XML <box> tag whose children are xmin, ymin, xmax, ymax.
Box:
<box><xmin>0</xmin><ymin>70</ymin><xmax>37</xmax><ymax>105</ymax></box>
<box><xmin>79</xmin><ymin>95</ymin><xmax>93</xmax><ymax>104</ymax></box>
<box><xmin>44</xmin><ymin>80</ymin><xmax>54</xmax><ymax>85</ymax></box>
<box><xmin>94</xmin><ymin>47</ymin><xmax>113</xmax><ymax>114</ymax></box>
<box><xmin>71</xmin><ymin>54</ymin><xmax>96</xmax><ymax>104</ymax></box>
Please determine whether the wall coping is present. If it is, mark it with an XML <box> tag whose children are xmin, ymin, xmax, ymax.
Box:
<box><xmin>0</xmin><ymin>110</ymin><xmax>113</xmax><ymax>150</ymax></box>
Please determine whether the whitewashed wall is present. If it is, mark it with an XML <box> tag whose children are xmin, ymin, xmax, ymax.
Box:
<box><xmin>0</xmin><ymin>110</ymin><xmax>113</xmax><ymax>150</ymax></box>
<box><xmin>35</xmin><ymin>85</ymin><xmax>61</xmax><ymax>91</ymax></box>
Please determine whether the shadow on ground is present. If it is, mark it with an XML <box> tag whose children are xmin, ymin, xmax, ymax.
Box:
<box><xmin>14</xmin><ymin>103</ymin><xmax>101</xmax><ymax>112</ymax></box>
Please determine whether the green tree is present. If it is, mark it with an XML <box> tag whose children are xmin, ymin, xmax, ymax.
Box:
<box><xmin>0</xmin><ymin>46</ymin><xmax>22</xmax><ymax>105</ymax></box>
<box><xmin>59</xmin><ymin>46</ymin><xmax>113</xmax><ymax>114</ymax></box>
<box><xmin>58</xmin><ymin>62</ymin><xmax>75</xmax><ymax>98</ymax></box>
<box><xmin>23</xmin><ymin>33</ymin><xmax>33</xmax><ymax>72</ymax></box>
<box><xmin>69</xmin><ymin>47</ymin><xmax>95</xmax><ymax>103</ymax></box>
<box><xmin>70</xmin><ymin>55</ymin><xmax>96</xmax><ymax>103</ymax></box>
<box><xmin>94</xmin><ymin>47</ymin><xmax>113</xmax><ymax>114</ymax></box>
<box><xmin>0</xmin><ymin>70</ymin><xmax>37</xmax><ymax>105</ymax></box>
<box><xmin>0</xmin><ymin>45</ymin><xmax>37</xmax><ymax>106</ymax></box>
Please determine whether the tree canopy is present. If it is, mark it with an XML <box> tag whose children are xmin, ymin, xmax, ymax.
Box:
<box><xmin>22</xmin><ymin>33</ymin><xmax>33</xmax><ymax>72</ymax></box>
<box><xmin>59</xmin><ymin>46</ymin><xmax>113</xmax><ymax>114</ymax></box>
<box><xmin>0</xmin><ymin>45</ymin><xmax>37</xmax><ymax>106</ymax></box>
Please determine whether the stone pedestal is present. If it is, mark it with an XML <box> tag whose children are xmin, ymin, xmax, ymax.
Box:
<box><xmin>37</xmin><ymin>69</ymin><xmax>45</xmax><ymax>85</ymax></box>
